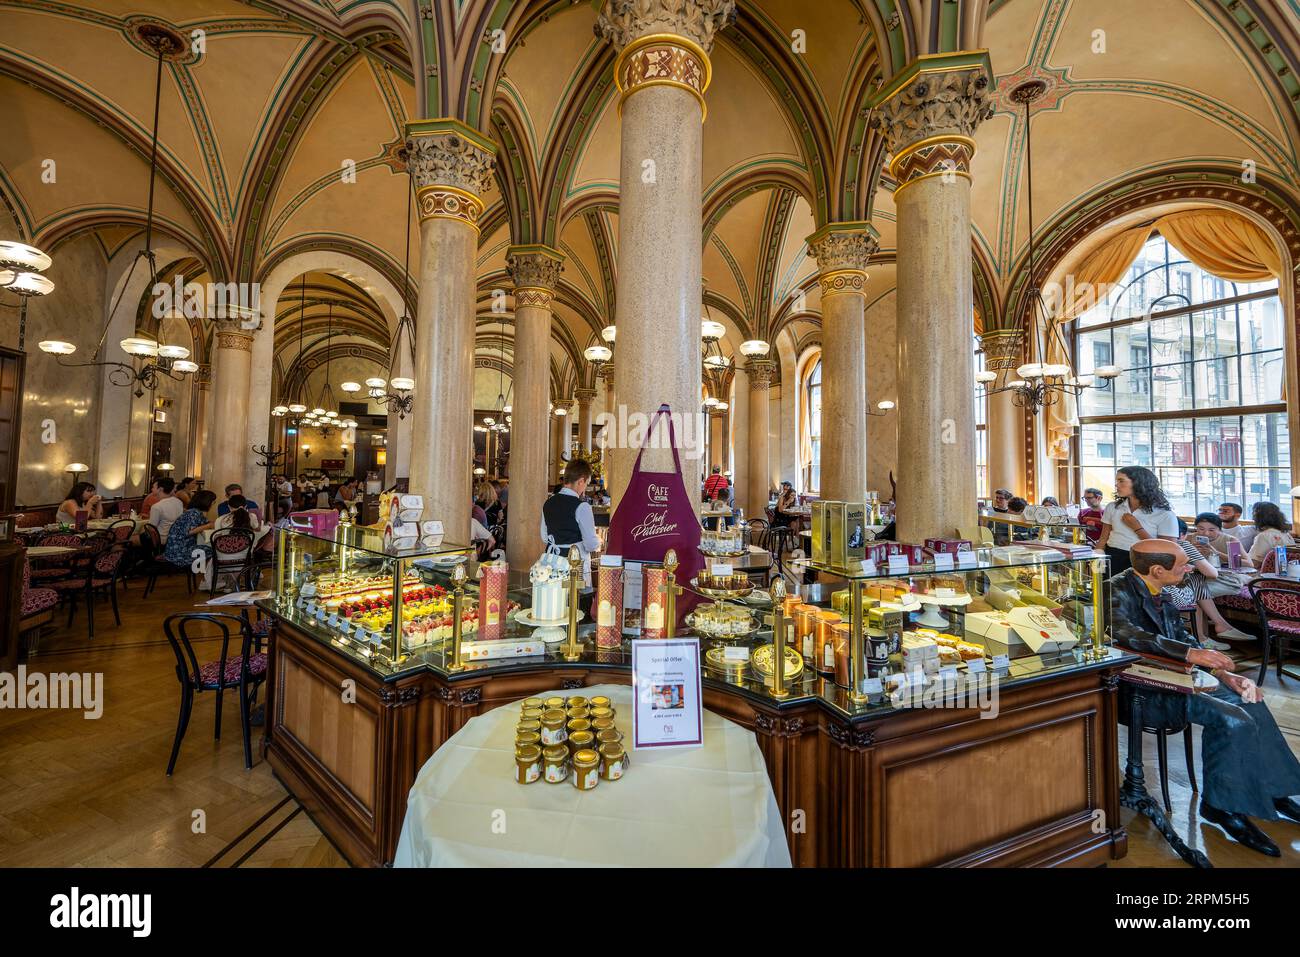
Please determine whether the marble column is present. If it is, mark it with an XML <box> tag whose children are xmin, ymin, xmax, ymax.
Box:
<box><xmin>979</xmin><ymin>329</ymin><xmax>1026</xmax><ymax>497</ymax></box>
<box><xmin>208</xmin><ymin>325</ymin><xmax>254</xmax><ymax>487</ymax></box>
<box><xmin>807</xmin><ymin>224</ymin><xmax>879</xmax><ymax>502</ymax></box>
<box><xmin>405</xmin><ymin>119</ymin><xmax>496</xmax><ymax>543</ymax></box>
<box><xmin>550</xmin><ymin>411</ymin><xmax>565</xmax><ymax>483</ymax></box>
<box><xmin>874</xmin><ymin>54</ymin><xmax>994</xmax><ymax>540</ymax></box>
<box><xmin>746</xmin><ymin>359</ymin><xmax>775</xmax><ymax>519</ymax></box>
<box><xmin>600</xmin><ymin>371</ymin><xmax>616</xmax><ymax>492</ymax></box>
<box><xmin>190</xmin><ymin>362</ymin><xmax>211</xmax><ymax>477</ymax></box>
<box><xmin>596</xmin><ymin>0</ymin><xmax>736</xmax><ymax>505</ymax></box>
<box><xmin>575</xmin><ymin>387</ymin><xmax>597</xmax><ymax>452</ymax></box>
<box><xmin>506</xmin><ymin>245</ymin><xmax>563</xmax><ymax>568</ymax></box>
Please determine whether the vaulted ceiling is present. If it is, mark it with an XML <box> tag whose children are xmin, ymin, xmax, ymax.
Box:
<box><xmin>4</xmin><ymin>0</ymin><xmax>1300</xmax><ymax>399</ymax></box>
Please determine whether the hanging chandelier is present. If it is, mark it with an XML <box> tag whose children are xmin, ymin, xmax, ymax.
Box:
<box><xmin>38</xmin><ymin>26</ymin><xmax>197</xmax><ymax>395</ymax></box>
<box><xmin>2</xmin><ymin>240</ymin><xmax>55</xmax><ymax>352</ymax></box>
<box><xmin>977</xmin><ymin>80</ymin><xmax>1118</xmax><ymax>415</ymax></box>
<box><xmin>271</xmin><ymin>276</ymin><xmax>357</xmax><ymax>437</ymax></box>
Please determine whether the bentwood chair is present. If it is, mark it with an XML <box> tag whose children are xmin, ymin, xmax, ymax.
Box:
<box><xmin>162</xmin><ymin>612</ymin><xmax>268</xmax><ymax>774</ymax></box>
<box><xmin>49</xmin><ymin>545</ymin><xmax>127</xmax><ymax>639</ymax></box>
<box><xmin>141</xmin><ymin>524</ymin><xmax>195</xmax><ymax>598</ymax></box>
<box><xmin>209</xmin><ymin>528</ymin><xmax>256</xmax><ymax>595</ymax></box>
<box><xmin>28</xmin><ymin>532</ymin><xmax>85</xmax><ymax>583</ymax></box>
<box><xmin>1247</xmin><ymin>577</ymin><xmax>1300</xmax><ymax>686</ymax></box>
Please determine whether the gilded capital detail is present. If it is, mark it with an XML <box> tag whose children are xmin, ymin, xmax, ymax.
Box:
<box><xmin>979</xmin><ymin>329</ymin><xmax>1024</xmax><ymax>371</ymax></box>
<box><xmin>746</xmin><ymin>359</ymin><xmax>776</xmax><ymax>390</ymax></box>
<box><xmin>595</xmin><ymin>0</ymin><xmax>736</xmax><ymax>52</ymax></box>
<box><xmin>215</xmin><ymin>329</ymin><xmax>254</xmax><ymax>352</ymax></box>
<box><xmin>406</xmin><ymin>119</ymin><xmax>496</xmax><ymax>229</ymax></box>
<box><xmin>807</xmin><ymin>223</ymin><xmax>879</xmax><ymax>298</ymax></box>
<box><xmin>872</xmin><ymin>55</ymin><xmax>994</xmax><ymax>196</ymax></box>
<box><xmin>507</xmin><ymin>245</ymin><xmax>564</xmax><ymax>304</ymax></box>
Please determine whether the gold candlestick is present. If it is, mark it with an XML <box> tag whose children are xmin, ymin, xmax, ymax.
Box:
<box><xmin>663</xmin><ymin>548</ymin><xmax>682</xmax><ymax>640</ymax></box>
<box><xmin>563</xmin><ymin>544</ymin><xmax>583</xmax><ymax>662</ymax></box>
<box><xmin>768</xmin><ymin>577</ymin><xmax>789</xmax><ymax>699</ymax></box>
<box><xmin>447</xmin><ymin>563</ymin><xmax>468</xmax><ymax>672</ymax></box>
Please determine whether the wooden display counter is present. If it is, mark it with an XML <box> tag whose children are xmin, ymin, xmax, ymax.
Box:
<box><xmin>263</xmin><ymin>612</ymin><xmax>1132</xmax><ymax>868</ymax></box>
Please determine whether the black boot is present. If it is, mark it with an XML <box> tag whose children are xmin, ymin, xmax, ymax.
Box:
<box><xmin>1200</xmin><ymin>803</ymin><xmax>1280</xmax><ymax>857</ymax></box>
<box><xmin>1273</xmin><ymin>797</ymin><xmax>1300</xmax><ymax>825</ymax></box>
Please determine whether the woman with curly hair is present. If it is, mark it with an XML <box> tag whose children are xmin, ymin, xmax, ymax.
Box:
<box><xmin>1096</xmin><ymin>465</ymin><xmax>1179</xmax><ymax>574</ymax></box>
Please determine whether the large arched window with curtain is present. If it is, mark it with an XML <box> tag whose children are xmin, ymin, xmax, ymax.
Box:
<box><xmin>1074</xmin><ymin>232</ymin><xmax>1287</xmax><ymax>516</ymax></box>
<box><xmin>803</xmin><ymin>358</ymin><xmax>822</xmax><ymax>494</ymax></box>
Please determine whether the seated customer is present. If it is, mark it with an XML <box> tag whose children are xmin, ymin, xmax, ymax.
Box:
<box><xmin>1166</xmin><ymin>516</ymin><xmax>1253</xmax><ymax>650</ymax></box>
<box><xmin>214</xmin><ymin>494</ymin><xmax>261</xmax><ymax>531</ymax></box>
<box><xmin>1247</xmin><ymin>501</ymin><xmax>1294</xmax><ymax>567</ymax></box>
<box><xmin>1108</xmin><ymin>538</ymin><xmax>1300</xmax><ymax>856</ymax></box>
<box><xmin>164</xmin><ymin>489</ymin><xmax>216</xmax><ymax>568</ymax></box>
<box><xmin>216</xmin><ymin>483</ymin><xmax>261</xmax><ymax>518</ymax></box>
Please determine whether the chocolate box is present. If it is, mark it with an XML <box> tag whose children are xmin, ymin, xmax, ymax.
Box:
<box><xmin>886</xmin><ymin>542</ymin><xmax>925</xmax><ymax>565</ymax></box>
<box><xmin>924</xmin><ymin>537</ymin><xmax>972</xmax><ymax>555</ymax></box>
<box><xmin>830</xmin><ymin>502</ymin><xmax>868</xmax><ymax>569</ymax></box>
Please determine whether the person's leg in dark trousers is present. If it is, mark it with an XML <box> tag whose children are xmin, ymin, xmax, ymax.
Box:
<box><xmin>1187</xmin><ymin>683</ymin><xmax>1300</xmax><ymax>819</ymax></box>
<box><xmin>1105</xmin><ymin>546</ymin><xmax>1131</xmax><ymax>574</ymax></box>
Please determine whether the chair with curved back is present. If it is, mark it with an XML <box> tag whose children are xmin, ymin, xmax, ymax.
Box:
<box><xmin>48</xmin><ymin>544</ymin><xmax>126</xmax><ymax>638</ymax></box>
<box><xmin>28</xmin><ymin>532</ymin><xmax>84</xmax><ymax>583</ymax></box>
<box><xmin>141</xmin><ymin>523</ymin><xmax>194</xmax><ymax>598</ymax></box>
<box><xmin>745</xmin><ymin>518</ymin><xmax>770</xmax><ymax>552</ymax></box>
<box><xmin>1247</xmin><ymin>577</ymin><xmax>1300</xmax><ymax>686</ymax></box>
<box><xmin>162</xmin><ymin>612</ymin><xmax>268</xmax><ymax>774</ymax></box>
<box><xmin>209</xmin><ymin>527</ymin><xmax>256</xmax><ymax>595</ymax></box>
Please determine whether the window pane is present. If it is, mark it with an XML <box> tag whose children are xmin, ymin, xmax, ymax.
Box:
<box><xmin>1155</xmin><ymin>467</ymin><xmax>1197</xmax><ymax>518</ymax></box>
<box><xmin>1243</xmin><ymin>468</ymin><xmax>1291</xmax><ymax>517</ymax></box>
<box><xmin>1154</xmin><ymin>418</ymin><xmax>1193</xmax><ymax>467</ymax></box>
<box><xmin>1194</xmin><ymin>416</ymin><xmax>1241</xmax><ymax>466</ymax></box>
<box><xmin>1111</xmin><ymin>368</ymin><xmax>1153</xmax><ymax>414</ymax></box>
<box><xmin>1240</xmin><ymin>412</ymin><xmax>1289</xmax><ymax>469</ymax></box>
<box><xmin>1190</xmin><ymin>304</ymin><xmax>1236</xmax><ymax>360</ymax></box>
<box><xmin>1241</xmin><ymin>350</ymin><xmax>1284</xmax><ymax>405</ymax></box>
<box><xmin>1191</xmin><ymin>356</ymin><xmax>1239</xmax><ymax>407</ymax></box>
<box><xmin>1148</xmin><ymin>313</ymin><xmax>1191</xmax><ymax>367</ymax></box>
<box><xmin>1080</xmin><ymin>422</ymin><xmax>1115</xmax><ymax>465</ymax></box>
<box><xmin>1151</xmin><ymin>362</ymin><xmax>1192</xmax><ymax>411</ymax></box>
<box><xmin>1115</xmin><ymin>421</ymin><xmax>1153</xmax><ymax>466</ymax></box>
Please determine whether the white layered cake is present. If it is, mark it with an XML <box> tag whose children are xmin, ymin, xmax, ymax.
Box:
<box><xmin>529</xmin><ymin>557</ymin><xmax>568</xmax><ymax>622</ymax></box>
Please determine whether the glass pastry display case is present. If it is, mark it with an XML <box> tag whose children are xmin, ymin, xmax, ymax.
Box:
<box><xmin>272</xmin><ymin>523</ymin><xmax>477</xmax><ymax>668</ymax></box>
<box><xmin>265</xmin><ymin>530</ymin><xmax>1113</xmax><ymax>716</ymax></box>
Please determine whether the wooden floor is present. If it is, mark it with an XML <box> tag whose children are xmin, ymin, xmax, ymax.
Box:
<box><xmin>2</xmin><ymin>573</ymin><xmax>1299</xmax><ymax>867</ymax></box>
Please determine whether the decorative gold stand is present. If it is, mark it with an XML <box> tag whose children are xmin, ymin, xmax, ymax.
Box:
<box><xmin>562</xmin><ymin>545</ymin><xmax>583</xmax><ymax>661</ymax></box>
<box><xmin>447</xmin><ymin>563</ymin><xmax>468</xmax><ymax>672</ymax></box>
<box><xmin>768</xmin><ymin>578</ymin><xmax>790</xmax><ymax>699</ymax></box>
<box><xmin>663</xmin><ymin>548</ymin><xmax>683</xmax><ymax>640</ymax></box>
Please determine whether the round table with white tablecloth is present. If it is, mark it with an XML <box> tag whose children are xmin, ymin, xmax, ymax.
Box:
<box><xmin>394</xmin><ymin>682</ymin><xmax>791</xmax><ymax>868</ymax></box>
<box><xmin>193</xmin><ymin>524</ymin><xmax>272</xmax><ymax>589</ymax></box>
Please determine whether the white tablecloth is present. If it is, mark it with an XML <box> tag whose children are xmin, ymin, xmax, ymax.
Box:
<box><xmin>394</xmin><ymin>682</ymin><xmax>791</xmax><ymax>868</ymax></box>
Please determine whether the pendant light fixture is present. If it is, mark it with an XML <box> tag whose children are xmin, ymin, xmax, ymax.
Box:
<box><xmin>38</xmin><ymin>26</ymin><xmax>196</xmax><ymax>396</ymax></box>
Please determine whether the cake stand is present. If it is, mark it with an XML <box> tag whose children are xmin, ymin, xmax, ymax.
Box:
<box><xmin>515</xmin><ymin>608</ymin><xmax>585</xmax><ymax>644</ymax></box>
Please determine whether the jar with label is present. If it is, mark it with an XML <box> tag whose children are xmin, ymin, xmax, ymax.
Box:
<box><xmin>567</xmin><ymin>718</ymin><xmax>592</xmax><ymax>739</ymax></box>
<box><xmin>543</xmin><ymin>696</ymin><xmax>566</xmax><ymax>711</ymax></box>
<box><xmin>515</xmin><ymin>744</ymin><xmax>542</xmax><ymax>784</ymax></box>
<box><xmin>565</xmin><ymin>705</ymin><xmax>590</xmax><ymax>722</ymax></box>
<box><xmin>832</xmin><ymin>622</ymin><xmax>852</xmax><ymax>688</ymax></box>
<box><xmin>515</xmin><ymin>730</ymin><xmax>542</xmax><ymax>749</ymax></box>
<box><xmin>598</xmin><ymin>742</ymin><xmax>626</xmax><ymax>780</ymax></box>
<box><xmin>568</xmin><ymin>730</ymin><xmax>596</xmax><ymax>756</ymax></box>
<box><xmin>588</xmin><ymin>706</ymin><xmax>615</xmax><ymax>723</ymax></box>
<box><xmin>516</xmin><ymin>718</ymin><xmax>542</xmax><ymax>738</ymax></box>
<box><xmin>815</xmin><ymin>611</ymin><xmax>842</xmax><ymax>676</ymax></box>
<box><xmin>866</xmin><ymin>626</ymin><xmax>890</xmax><ymax>671</ymax></box>
<box><xmin>590</xmin><ymin>716</ymin><xmax>616</xmax><ymax>735</ymax></box>
<box><xmin>539</xmin><ymin>709</ymin><xmax>568</xmax><ymax>746</ymax></box>
<box><xmin>596</xmin><ymin>727</ymin><xmax>624</xmax><ymax>748</ymax></box>
<box><xmin>571</xmin><ymin>748</ymin><xmax>600</xmax><ymax>790</ymax></box>
<box><xmin>793</xmin><ymin>606</ymin><xmax>818</xmax><ymax>662</ymax></box>
<box><xmin>542</xmin><ymin>744</ymin><xmax>569</xmax><ymax>783</ymax></box>
<box><xmin>519</xmin><ymin>707</ymin><xmax>544</xmax><ymax>724</ymax></box>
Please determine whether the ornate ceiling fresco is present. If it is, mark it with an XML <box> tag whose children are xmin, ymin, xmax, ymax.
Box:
<box><xmin>3</xmin><ymin>0</ymin><xmax>1300</xmax><ymax>398</ymax></box>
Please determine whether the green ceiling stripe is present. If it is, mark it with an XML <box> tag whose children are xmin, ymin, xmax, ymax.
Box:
<box><xmin>231</xmin><ymin>40</ymin><xmax>317</xmax><ymax>210</ymax></box>
<box><xmin>260</xmin><ymin>157</ymin><xmax>390</xmax><ymax>254</ymax></box>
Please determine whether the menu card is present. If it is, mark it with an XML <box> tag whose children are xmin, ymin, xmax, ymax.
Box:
<box><xmin>631</xmin><ymin>638</ymin><xmax>703</xmax><ymax>750</ymax></box>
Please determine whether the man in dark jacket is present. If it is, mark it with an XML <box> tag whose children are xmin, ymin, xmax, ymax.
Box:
<box><xmin>1109</xmin><ymin>539</ymin><xmax>1300</xmax><ymax>856</ymax></box>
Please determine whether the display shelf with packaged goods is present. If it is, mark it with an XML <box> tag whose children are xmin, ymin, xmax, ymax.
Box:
<box><xmin>260</xmin><ymin>535</ymin><xmax>1134</xmax><ymax>868</ymax></box>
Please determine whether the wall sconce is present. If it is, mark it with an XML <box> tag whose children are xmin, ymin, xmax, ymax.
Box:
<box><xmin>302</xmin><ymin>445</ymin><xmax>312</xmax><ymax>460</ymax></box>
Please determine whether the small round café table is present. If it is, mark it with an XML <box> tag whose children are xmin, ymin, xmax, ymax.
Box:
<box><xmin>394</xmin><ymin>682</ymin><xmax>792</xmax><ymax>867</ymax></box>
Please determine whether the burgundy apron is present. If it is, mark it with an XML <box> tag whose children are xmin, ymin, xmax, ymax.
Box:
<box><xmin>606</xmin><ymin>405</ymin><xmax>704</xmax><ymax>624</ymax></box>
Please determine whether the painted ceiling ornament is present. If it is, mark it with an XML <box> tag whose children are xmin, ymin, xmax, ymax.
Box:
<box><xmin>594</xmin><ymin>0</ymin><xmax>738</xmax><ymax>52</ymax></box>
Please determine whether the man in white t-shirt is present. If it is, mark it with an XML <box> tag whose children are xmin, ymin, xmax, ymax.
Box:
<box><xmin>147</xmin><ymin>477</ymin><xmax>185</xmax><ymax>543</ymax></box>
<box><xmin>1217</xmin><ymin>502</ymin><xmax>1258</xmax><ymax>551</ymax></box>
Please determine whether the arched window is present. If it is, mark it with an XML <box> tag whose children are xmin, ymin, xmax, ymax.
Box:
<box><xmin>803</xmin><ymin>358</ymin><xmax>822</xmax><ymax>494</ymax></box>
<box><xmin>974</xmin><ymin>336</ymin><xmax>988</xmax><ymax>500</ymax></box>
<box><xmin>1074</xmin><ymin>232</ymin><xmax>1288</xmax><ymax>516</ymax></box>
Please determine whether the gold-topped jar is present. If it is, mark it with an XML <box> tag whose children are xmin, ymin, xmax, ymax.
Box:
<box><xmin>516</xmin><ymin>718</ymin><xmax>542</xmax><ymax>736</ymax></box>
<box><xmin>543</xmin><ymin>696</ymin><xmax>566</xmax><ymax>711</ymax></box>
<box><xmin>519</xmin><ymin>707</ymin><xmax>544</xmax><ymax>723</ymax></box>
<box><xmin>515</xmin><ymin>730</ymin><xmax>542</xmax><ymax>749</ymax></box>
<box><xmin>590</xmin><ymin>716</ymin><xmax>616</xmax><ymax>735</ymax></box>
<box><xmin>596</xmin><ymin>727</ymin><xmax>623</xmax><ymax>747</ymax></box>
<box><xmin>521</xmin><ymin>697</ymin><xmax>544</xmax><ymax>712</ymax></box>
<box><xmin>566</xmin><ymin>695</ymin><xmax>589</xmax><ymax>710</ymax></box>
<box><xmin>588</xmin><ymin>695</ymin><xmax>611</xmax><ymax>710</ymax></box>
<box><xmin>588</xmin><ymin>706</ymin><xmax>615</xmax><ymax>723</ymax></box>
<box><xmin>566</xmin><ymin>718</ymin><xmax>592</xmax><ymax>738</ymax></box>
<box><xmin>539</xmin><ymin>709</ymin><xmax>568</xmax><ymax>746</ymax></box>
<box><xmin>598</xmin><ymin>742</ymin><xmax>626</xmax><ymax>781</ymax></box>
<box><xmin>568</xmin><ymin>730</ymin><xmax>596</xmax><ymax>756</ymax></box>
<box><xmin>515</xmin><ymin>743</ymin><xmax>542</xmax><ymax>784</ymax></box>
<box><xmin>565</xmin><ymin>705</ymin><xmax>590</xmax><ymax>722</ymax></box>
<box><xmin>571</xmin><ymin>748</ymin><xmax>600</xmax><ymax>790</ymax></box>
<box><xmin>542</xmin><ymin>744</ymin><xmax>569</xmax><ymax>783</ymax></box>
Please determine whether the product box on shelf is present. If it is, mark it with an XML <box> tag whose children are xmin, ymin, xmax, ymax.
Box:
<box><xmin>887</xmin><ymin>542</ymin><xmax>926</xmax><ymax>566</ymax></box>
<box><xmin>810</xmin><ymin>501</ymin><xmax>832</xmax><ymax>565</ymax></box>
<box><xmin>830</xmin><ymin>502</ymin><xmax>868</xmax><ymax>569</ymax></box>
<box><xmin>289</xmin><ymin>509</ymin><xmax>340</xmax><ymax>538</ymax></box>
<box><xmin>925</xmin><ymin>538</ymin><xmax>972</xmax><ymax>556</ymax></box>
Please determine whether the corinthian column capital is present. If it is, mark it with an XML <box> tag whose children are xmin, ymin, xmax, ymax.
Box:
<box><xmin>507</xmin><ymin>245</ymin><xmax>564</xmax><ymax>306</ymax></box>
<box><xmin>405</xmin><ymin>118</ymin><xmax>497</xmax><ymax>230</ymax></box>
<box><xmin>745</xmin><ymin>359</ymin><xmax>776</xmax><ymax>390</ymax></box>
<box><xmin>806</xmin><ymin>222</ymin><xmax>879</xmax><ymax>298</ymax></box>
<box><xmin>871</xmin><ymin>52</ymin><xmax>995</xmax><ymax>195</ymax></box>
<box><xmin>595</xmin><ymin>0</ymin><xmax>737</xmax><ymax>52</ymax></box>
<box><xmin>978</xmin><ymin>329</ymin><xmax>1024</xmax><ymax>371</ymax></box>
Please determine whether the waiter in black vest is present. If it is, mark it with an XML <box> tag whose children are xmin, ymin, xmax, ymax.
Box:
<box><xmin>541</xmin><ymin>459</ymin><xmax>601</xmax><ymax>609</ymax></box>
